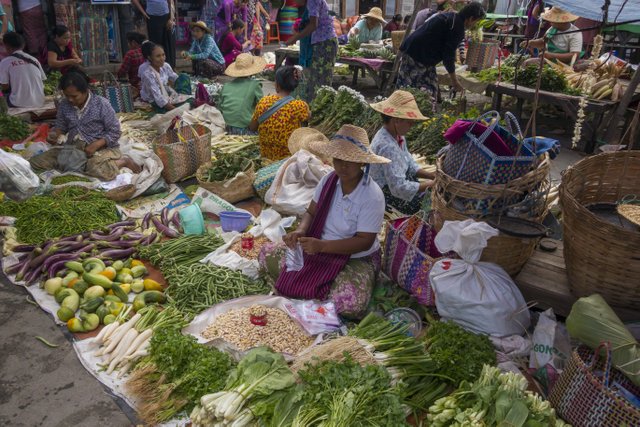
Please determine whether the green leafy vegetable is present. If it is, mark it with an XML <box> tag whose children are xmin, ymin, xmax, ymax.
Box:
<box><xmin>0</xmin><ymin>114</ymin><xmax>30</xmax><ymax>141</ymax></box>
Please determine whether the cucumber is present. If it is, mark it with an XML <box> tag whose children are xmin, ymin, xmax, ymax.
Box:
<box><xmin>65</xmin><ymin>261</ymin><xmax>85</xmax><ymax>274</ymax></box>
<box><xmin>133</xmin><ymin>291</ymin><xmax>166</xmax><ymax>311</ymax></box>
<box><xmin>111</xmin><ymin>283</ymin><xmax>129</xmax><ymax>304</ymax></box>
<box><xmin>60</xmin><ymin>289</ymin><xmax>80</xmax><ymax>312</ymax></box>
<box><xmin>62</xmin><ymin>271</ymin><xmax>79</xmax><ymax>287</ymax></box>
<box><xmin>84</xmin><ymin>285</ymin><xmax>106</xmax><ymax>299</ymax></box>
<box><xmin>112</xmin><ymin>260</ymin><xmax>124</xmax><ymax>271</ymax></box>
<box><xmin>104</xmin><ymin>295</ymin><xmax>121</xmax><ymax>303</ymax></box>
<box><xmin>83</xmin><ymin>272</ymin><xmax>113</xmax><ymax>289</ymax></box>
<box><xmin>57</xmin><ymin>306</ymin><xmax>75</xmax><ymax>322</ymax></box>
<box><xmin>72</xmin><ymin>280</ymin><xmax>89</xmax><ymax>296</ymax></box>
<box><xmin>80</xmin><ymin>297</ymin><xmax>104</xmax><ymax>313</ymax></box>
<box><xmin>96</xmin><ymin>304</ymin><xmax>110</xmax><ymax>323</ymax></box>
<box><xmin>131</xmin><ymin>265</ymin><xmax>148</xmax><ymax>278</ymax></box>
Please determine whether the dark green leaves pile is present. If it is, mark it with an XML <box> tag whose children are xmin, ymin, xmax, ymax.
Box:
<box><xmin>425</xmin><ymin>319</ymin><xmax>497</xmax><ymax>386</ymax></box>
<box><xmin>0</xmin><ymin>114</ymin><xmax>30</xmax><ymax>141</ymax></box>
<box><xmin>309</xmin><ymin>87</ymin><xmax>336</xmax><ymax>126</ymax></box>
<box><xmin>50</xmin><ymin>175</ymin><xmax>93</xmax><ymax>185</ymax></box>
<box><xmin>205</xmin><ymin>150</ymin><xmax>253</xmax><ymax>182</ymax></box>
<box><xmin>0</xmin><ymin>187</ymin><xmax>119</xmax><ymax>244</ymax></box>
<box><xmin>273</xmin><ymin>357</ymin><xmax>408</xmax><ymax>427</ymax></box>
<box><xmin>44</xmin><ymin>71</ymin><xmax>62</xmax><ymax>96</ymax></box>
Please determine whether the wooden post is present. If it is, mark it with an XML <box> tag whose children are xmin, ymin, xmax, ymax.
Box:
<box><xmin>604</xmin><ymin>68</ymin><xmax>640</xmax><ymax>144</ymax></box>
<box><xmin>385</xmin><ymin>0</ymin><xmax>427</xmax><ymax>95</ymax></box>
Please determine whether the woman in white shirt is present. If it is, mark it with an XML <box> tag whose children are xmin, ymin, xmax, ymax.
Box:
<box><xmin>259</xmin><ymin>125</ymin><xmax>390</xmax><ymax>318</ymax></box>
<box><xmin>0</xmin><ymin>32</ymin><xmax>46</xmax><ymax>108</ymax></box>
<box><xmin>138</xmin><ymin>41</ymin><xmax>189</xmax><ymax>112</ymax></box>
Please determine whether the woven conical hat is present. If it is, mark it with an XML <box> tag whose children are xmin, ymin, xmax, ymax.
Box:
<box><xmin>370</xmin><ymin>90</ymin><xmax>428</xmax><ymax>121</ymax></box>
<box><xmin>617</xmin><ymin>204</ymin><xmax>640</xmax><ymax>226</ymax></box>
<box><xmin>308</xmin><ymin>125</ymin><xmax>390</xmax><ymax>164</ymax></box>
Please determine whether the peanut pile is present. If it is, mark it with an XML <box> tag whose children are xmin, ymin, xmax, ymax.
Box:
<box><xmin>202</xmin><ymin>305</ymin><xmax>313</xmax><ymax>355</ymax></box>
<box><xmin>229</xmin><ymin>235</ymin><xmax>270</xmax><ymax>260</ymax></box>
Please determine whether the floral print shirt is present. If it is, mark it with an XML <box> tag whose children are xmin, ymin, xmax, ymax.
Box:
<box><xmin>369</xmin><ymin>127</ymin><xmax>420</xmax><ymax>201</ymax></box>
<box><xmin>251</xmin><ymin>94</ymin><xmax>309</xmax><ymax>160</ymax></box>
<box><xmin>307</xmin><ymin>0</ymin><xmax>336</xmax><ymax>45</ymax></box>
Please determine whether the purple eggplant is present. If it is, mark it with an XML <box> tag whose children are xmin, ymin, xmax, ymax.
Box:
<box><xmin>161</xmin><ymin>208</ymin><xmax>170</xmax><ymax>226</ymax></box>
<box><xmin>12</xmin><ymin>245</ymin><xmax>36</xmax><ymax>253</ymax></box>
<box><xmin>139</xmin><ymin>232</ymin><xmax>158</xmax><ymax>246</ymax></box>
<box><xmin>151</xmin><ymin>216</ymin><xmax>180</xmax><ymax>238</ymax></box>
<box><xmin>25</xmin><ymin>266</ymin><xmax>44</xmax><ymax>285</ymax></box>
<box><xmin>90</xmin><ymin>227</ymin><xmax>125</xmax><ymax>242</ymax></box>
<box><xmin>142</xmin><ymin>212</ymin><xmax>152</xmax><ymax>230</ymax></box>
<box><xmin>107</xmin><ymin>220</ymin><xmax>136</xmax><ymax>229</ymax></box>
<box><xmin>50</xmin><ymin>241</ymin><xmax>90</xmax><ymax>255</ymax></box>
<box><xmin>5</xmin><ymin>255</ymin><xmax>29</xmax><ymax>275</ymax></box>
<box><xmin>47</xmin><ymin>258</ymin><xmax>74</xmax><ymax>279</ymax></box>
<box><xmin>41</xmin><ymin>252</ymin><xmax>83</xmax><ymax>273</ymax></box>
<box><xmin>171</xmin><ymin>211</ymin><xmax>182</xmax><ymax>231</ymax></box>
<box><xmin>123</xmin><ymin>232</ymin><xmax>144</xmax><ymax>240</ymax></box>
<box><xmin>99</xmin><ymin>247</ymin><xmax>136</xmax><ymax>260</ymax></box>
<box><xmin>102</xmin><ymin>240</ymin><xmax>140</xmax><ymax>249</ymax></box>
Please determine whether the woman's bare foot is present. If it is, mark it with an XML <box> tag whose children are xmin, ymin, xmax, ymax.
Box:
<box><xmin>116</xmin><ymin>156</ymin><xmax>142</xmax><ymax>173</ymax></box>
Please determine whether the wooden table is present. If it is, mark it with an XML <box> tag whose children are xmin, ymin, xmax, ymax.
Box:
<box><xmin>486</xmin><ymin>82</ymin><xmax>626</xmax><ymax>153</ymax></box>
<box><xmin>274</xmin><ymin>48</ymin><xmax>394</xmax><ymax>91</ymax></box>
<box><xmin>515</xmin><ymin>240</ymin><xmax>640</xmax><ymax>322</ymax></box>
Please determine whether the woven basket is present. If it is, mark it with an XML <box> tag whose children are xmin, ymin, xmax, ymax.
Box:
<box><xmin>549</xmin><ymin>344</ymin><xmax>640</xmax><ymax>426</ymax></box>
<box><xmin>196</xmin><ymin>161</ymin><xmax>256</xmax><ymax>204</ymax></box>
<box><xmin>432</xmin><ymin>154</ymin><xmax>551</xmax><ymax>276</ymax></box>
<box><xmin>152</xmin><ymin>124</ymin><xmax>212</xmax><ymax>184</ymax></box>
<box><xmin>466</xmin><ymin>39</ymin><xmax>500</xmax><ymax>72</ymax></box>
<box><xmin>391</xmin><ymin>31</ymin><xmax>405</xmax><ymax>52</ymax></box>
<box><xmin>560</xmin><ymin>151</ymin><xmax>640</xmax><ymax>310</ymax></box>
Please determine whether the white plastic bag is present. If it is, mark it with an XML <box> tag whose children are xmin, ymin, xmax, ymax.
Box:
<box><xmin>0</xmin><ymin>150</ymin><xmax>39</xmax><ymax>201</ymax></box>
<box><xmin>285</xmin><ymin>244</ymin><xmax>304</xmax><ymax>272</ymax></box>
<box><xmin>529</xmin><ymin>309</ymin><xmax>571</xmax><ymax>370</ymax></box>
<box><xmin>247</xmin><ymin>208</ymin><xmax>295</xmax><ymax>243</ymax></box>
<box><xmin>429</xmin><ymin>220</ymin><xmax>531</xmax><ymax>337</ymax></box>
<box><xmin>265</xmin><ymin>149</ymin><xmax>333</xmax><ymax>216</ymax></box>
<box><xmin>118</xmin><ymin>138</ymin><xmax>165</xmax><ymax>197</ymax></box>
<box><xmin>283</xmin><ymin>299</ymin><xmax>341</xmax><ymax>335</ymax></box>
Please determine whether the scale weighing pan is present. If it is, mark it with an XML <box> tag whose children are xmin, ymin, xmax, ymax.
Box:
<box><xmin>482</xmin><ymin>215</ymin><xmax>549</xmax><ymax>238</ymax></box>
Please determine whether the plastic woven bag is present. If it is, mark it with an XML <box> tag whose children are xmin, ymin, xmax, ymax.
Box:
<box><xmin>0</xmin><ymin>150</ymin><xmax>39</xmax><ymax>201</ymax></box>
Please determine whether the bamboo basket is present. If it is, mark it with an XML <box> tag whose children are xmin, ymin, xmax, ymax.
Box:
<box><xmin>432</xmin><ymin>155</ymin><xmax>551</xmax><ymax>276</ymax></box>
<box><xmin>391</xmin><ymin>31</ymin><xmax>405</xmax><ymax>52</ymax></box>
<box><xmin>559</xmin><ymin>151</ymin><xmax>640</xmax><ymax>310</ymax></box>
<box><xmin>196</xmin><ymin>161</ymin><xmax>256</xmax><ymax>204</ymax></box>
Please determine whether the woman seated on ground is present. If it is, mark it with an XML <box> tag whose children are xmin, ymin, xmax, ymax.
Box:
<box><xmin>0</xmin><ymin>32</ymin><xmax>46</xmax><ymax>108</ymax></box>
<box><xmin>117</xmin><ymin>32</ymin><xmax>146</xmax><ymax>92</ymax></box>
<box><xmin>521</xmin><ymin>7</ymin><xmax>583</xmax><ymax>66</ymax></box>
<box><xmin>47</xmin><ymin>25</ymin><xmax>82</xmax><ymax>75</ymax></box>
<box><xmin>30</xmin><ymin>72</ymin><xmax>141</xmax><ymax>181</ymax></box>
<box><xmin>259</xmin><ymin>125</ymin><xmax>390</xmax><ymax>318</ymax></box>
<box><xmin>182</xmin><ymin>21</ymin><xmax>225</xmax><ymax>78</ymax></box>
<box><xmin>220</xmin><ymin>19</ymin><xmax>251</xmax><ymax>67</ymax></box>
<box><xmin>369</xmin><ymin>90</ymin><xmax>435</xmax><ymax>215</ymax></box>
<box><xmin>348</xmin><ymin>7</ymin><xmax>386</xmax><ymax>43</ymax></box>
<box><xmin>220</xmin><ymin>53</ymin><xmax>264</xmax><ymax>134</ymax></box>
<box><xmin>249</xmin><ymin>66</ymin><xmax>310</xmax><ymax>160</ymax></box>
<box><xmin>139</xmin><ymin>41</ymin><xmax>190</xmax><ymax>112</ymax></box>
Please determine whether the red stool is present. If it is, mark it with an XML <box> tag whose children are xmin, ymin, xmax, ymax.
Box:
<box><xmin>267</xmin><ymin>22</ymin><xmax>280</xmax><ymax>43</ymax></box>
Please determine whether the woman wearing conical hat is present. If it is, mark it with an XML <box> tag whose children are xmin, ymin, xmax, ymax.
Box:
<box><xmin>369</xmin><ymin>90</ymin><xmax>435</xmax><ymax>215</ymax></box>
<box><xmin>259</xmin><ymin>125</ymin><xmax>390</xmax><ymax>318</ymax></box>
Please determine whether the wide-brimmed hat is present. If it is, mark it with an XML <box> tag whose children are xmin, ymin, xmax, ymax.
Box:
<box><xmin>618</xmin><ymin>204</ymin><xmax>640</xmax><ymax>226</ymax></box>
<box><xmin>370</xmin><ymin>90</ymin><xmax>428</xmax><ymax>121</ymax></box>
<box><xmin>541</xmin><ymin>7</ymin><xmax>578</xmax><ymax>23</ymax></box>
<box><xmin>288</xmin><ymin>128</ymin><xmax>332</xmax><ymax>163</ymax></box>
<box><xmin>190</xmin><ymin>21</ymin><xmax>212</xmax><ymax>33</ymax></box>
<box><xmin>361</xmin><ymin>7</ymin><xmax>387</xmax><ymax>24</ymax></box>
<box><xmin>308</xmin><ymin>125</ymin><xmax>390</xmax><ymax>164</ymax></box>
<box><xmin>224</xmin><ymin>53</ymin><xmax>266</xmax><ymax>77</ymax></box>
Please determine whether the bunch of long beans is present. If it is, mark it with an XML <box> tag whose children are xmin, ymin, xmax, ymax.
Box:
<box><xmin>0</xmin><ymin>187</ymin><xmax>119</xmax><ymax>245</ymax></box>
<box><xmin>349</xmin><ymin>313</ymin><xmax>451</xmax><ymax>413</ymax></box>
<box><xmin>137</xmin><ymin>234</ymin><xmax>225</xmax><ymax>274</ymax></box>
<box><xmin>163</xmin><ymin>263</ymin><xmax>271</xmax><ymax>316</ymax></box>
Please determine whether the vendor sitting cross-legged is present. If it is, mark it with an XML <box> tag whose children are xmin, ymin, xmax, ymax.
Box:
<box><xmin>29</xmin><ymin>71</ymin><xmax>141</xmax><ymax>181</ymax></box>
<box><xmin>369</xmin><ymin>90</ymin><xmax>435</xmax><ymax>215</ymax></box>
<box><xmin>521</xmin><ymin>7</ymin><xmax>583</xmax><ymax>65</ymax></box>
<box><xmin>259</xmin><ymin>125</ymin><xmax>390</xmax><ymax>318</ymax></box>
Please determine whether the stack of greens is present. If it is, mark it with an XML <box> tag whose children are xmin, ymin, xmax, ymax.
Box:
<box><xmin>271</xmin><ymin>356</ymin><xmax>408</xmax><ymax>427</ymax></box>
<box><xmin>309</xmin><ymin>86</ymin><xmax>337</xmax><ymax>126</ymax></box>
<box><xmin>0</xmin><ymin>187</ymin><xmax>119</xmax><ymax>245</ymax></box>
<box><xmin>0</xmin><ymin>114</ymin><xmax>30</xmax><ymax>141</ymax></box>
<box><xmin>44</xmin><ymin>71</ymin><xmax>62</xmax><ymax>96</ymax></box>
<box><xmin>428</xmin><ymin>365</ymin><xmax>569</xmax><ymax>426</ymax></box>
<box><xmin>126</xmin><ymin>328</ymin><xmax>235</xmax><ymax>424</ymax></box>
<box><xmin>471</xmin><ymin>64</ymin><xmax>580</xmax><ymax>95</ymax></box>
<box><xmin>204</xmin><ymin>150</ymin><xmax>254</xmax><ymax>182</ymax></box>
<box><xmin>314</xmin><ymin>86</ymin><xmax>368</xmax><ymax>136</ymax></box>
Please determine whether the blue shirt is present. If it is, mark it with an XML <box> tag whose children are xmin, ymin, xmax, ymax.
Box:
<box><xmin>369</xmin><ymin>127</ymin><xmax>420</xmax><ymax>201</ymax></box>
<box><xmin>146</xmin><ymin>0</ymin><xmax>170</xmax><ymax>16</ymax></box>
<box><xmin>189</xmin><ymin>34</ymin><xmax>225</xmax><ymax>64</ymax></box>
<box><xmin>353</xmin><ymin>19</ymin><xmax>383</xmax><ymax>43</ymax></box>
<box><xmin>56</xmin><ymin>93</ymin><xmax>121</xmax><ymax>148</ymax></box>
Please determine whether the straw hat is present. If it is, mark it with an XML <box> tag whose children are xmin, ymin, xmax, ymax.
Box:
<box><xmin>541</xmin><ymin>7</ymin><xmax>579</xmax><ymax>24</ymax></box>
<box><xmin>308</xmin><ymin>125</ymin><xmax>390</xmax><ymax>164</ymax></box>
<box><xmin>617</xmin><ymin>204</ymin><xmax>640</xmax><ymax>227</ymax></box>
<box><xmin>190</xmin><ymin>21</ymin><xmax>212</xmax><ymax>33</ymax></box>
<box><xmin>224</xmin><ymin>53</ymin><xmax>266</xmax><ymax>77</ymax></box>
<box><xmin>370</xmin><ymin>90</ymin><xmax>428</xmax><ymax>121</ymax></box>
<box><xmin>288</xmin><ymin>127</ymin><xmax>332</xmax><ymax>163</ymax></box>
<box><xmin>362</xmin><ymin>7</ymin><xmax>387</xmax><ymax>24</ymax></box>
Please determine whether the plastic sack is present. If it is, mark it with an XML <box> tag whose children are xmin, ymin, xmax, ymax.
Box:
<box><xmin>140</xmin><ymin>176</ymin><xmax>169</xmax><ymax>197</ymax></box>
<box><xmin>247</xmin><ymin>208</ymin><xmax>295</xmax><ymax>243</ymax></box>
<box><xmin>0</xmin><ymin>150</ymin><xmax>39</xmax><ymax>201</ymax></box>
<box><xmin>264</xmin><ymin>149</ymin><xmax>333</xmax><ymax>216</ymax></box>
<box><xmin>282</xmin><ymin>299</ymin><xmax>341</xmax><ymax>335</ymax></box>
<box><xmin>429</xmin><ymin>219</ymin><xmax>531</xmax><ymax>337</ymax></box>
<box><xmin>119</xmin><ymin>138</ymin><xmax>165</xmax><ymax>198</ymax></box>
<box><xmin>529</xmin><ymin>308</ymin><xmax>571</xmax><ymax>370</ymax></box>
<box><xmin>41</xmin><ymin>171</ymin><xmax>101</xmax><ymax>189</ymax></box>
<box><xmin>191</xmin><ymin>187</ymin><xmax>253</xmax><ymax>218</ymax></box>
<box><xmin>285</xmin><ymin>244</ymin><xmax>304</xmax><ymax>272</ymax></box>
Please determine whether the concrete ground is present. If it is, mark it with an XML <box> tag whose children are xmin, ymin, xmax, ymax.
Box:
<box><xmin>2</xmin><ymin>43</ymin><xmax>586</xmax><ymax>426</ymax></box>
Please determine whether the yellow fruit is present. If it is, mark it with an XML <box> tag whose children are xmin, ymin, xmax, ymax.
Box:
<box><xmin>99</xmin><ymin>267</ymin><xmax>117</xmax><ymax>280</ymax></box>
<box><xmin>119</xmin><ymin>283</ymin><xmax>131</xmax><ymax>294</ymax></box>
<box><xmin>143</xmin><ymin>279</ymin><xmax>163</xmax><ymax>292</ymax></box>
<box><xmin>131</xmin><ymin>259</ymin><xmax>144</xmax><ymax>268</ymax></box>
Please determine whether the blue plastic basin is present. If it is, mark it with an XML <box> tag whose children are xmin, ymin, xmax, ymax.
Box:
<box><xmin>219</xmin><ymin>211</ymin><xmax>252</xmax><ymax>232</ymax></box>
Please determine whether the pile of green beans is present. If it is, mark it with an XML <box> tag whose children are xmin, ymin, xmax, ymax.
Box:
<box><xmin>138</xmin><ymin>234</ymin><xmax>225</xmax><ymax>273</ymax></box>
<box><xmin>50</xmin><ymin>175</ymin><xmax>93</xmax><ymax>185</ymax></box>
<box><xmin>0</xmin><ymin>187</ymin><xmax>119</xmax><ymax>244</ymax></box>
<box><xmin>163</xmin><ymin>263</ymin><xmax>272</xmax><ymax>316</ymax></box>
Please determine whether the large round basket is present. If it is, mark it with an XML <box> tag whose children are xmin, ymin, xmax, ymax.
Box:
<box><xmin>196</xmin><ymin>161</ymin><xmax>257</xmax><ymax>204</ymax></box>
<box><xmin>559</xmin><ymin>151</ymin><xmax>640</xmax><ymax>310</ymax></box>
<box><xmin>432</xmin><ymin>155</ymin><xmax>551</xmax><ymax>276</ymax></box>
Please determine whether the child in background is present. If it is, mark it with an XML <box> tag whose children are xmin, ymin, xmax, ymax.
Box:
<box><xmin>219</xmin><ymin>53</ymin><xmax>264</xmax><ymax>134</ymax></box>
<box><xmin>249</xmin><ymin>66</ymin><xmax>309</xmax><ymax>160</ymax></box>
<box><xmin>220</xmin><ymin>19</ymin><xmax>251</xmax><ymax>67</ymax></box>
<box><xmin>117</xmin><ymin>32</ymin><xmax>146</xmax><ymax>91</ymax></box>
